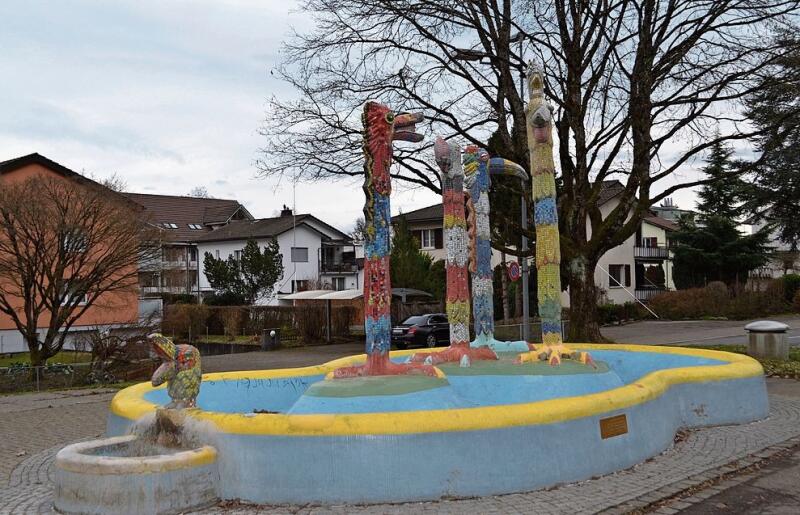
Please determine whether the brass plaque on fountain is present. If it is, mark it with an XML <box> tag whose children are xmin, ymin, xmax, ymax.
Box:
<box><xmin>599</xmin><ymin>414</ymin><xmax>628</xmax><ymax>439</ymax></box>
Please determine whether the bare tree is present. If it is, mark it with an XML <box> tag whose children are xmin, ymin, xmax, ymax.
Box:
<box><xmin>0</xmin><ymin>177</ymin><xmax>160</xmax><ymax>366</ymax></box>
<box><xmin>188</xmin><ymin>186</ymin><xmax>211</xmax><ymax>198</ymax></box>
<box><xmin>258</xmin><ymin>0</ymin><xmax>799</xmax><ymax>340</ymax></box>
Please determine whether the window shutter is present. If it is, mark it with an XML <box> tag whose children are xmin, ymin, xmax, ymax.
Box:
<box><xmin>624</xmin><ymin>265</ymin><xmax>631</xmax><ymax>287</ymax></box>
<box><xmin>434</xmin><ymin>228</ymin><xmax>443</xmax><ymax>249</ymax></box>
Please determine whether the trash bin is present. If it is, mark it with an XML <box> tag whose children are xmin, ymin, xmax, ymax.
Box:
<box><xmin>744</xmin><ymin>320</ymin><xmax>789</xmax><ymax>359</ymax></box>
<box><xmin>261</xmin><ymin>328</ymin><xmax>280</xmax><ymax>351</ymax></box>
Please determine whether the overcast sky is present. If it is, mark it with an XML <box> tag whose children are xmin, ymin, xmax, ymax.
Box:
<box><xmin>1</xmin><ymin>1</ymin><xmax>705</xmax><ymax>233</ymax></box>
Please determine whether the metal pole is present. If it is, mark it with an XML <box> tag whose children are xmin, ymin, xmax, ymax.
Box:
<box><xmin>521</xmin><ymin>195</ymin><xmax>530</xmax><ymax>341</ymax></box>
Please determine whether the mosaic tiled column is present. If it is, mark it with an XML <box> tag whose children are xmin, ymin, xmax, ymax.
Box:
<box><xmin>517</xmin><ymin>66</ymin><xmax>592</xmax><ymax>367</ymax></box>
<box><xmin>463</xmin><ymin>146</ymin><xmax>529</xmax><ymax>352</ymax></box>
<box><xmin>411</xmin><ymin>138</ymin><xmax>496</xmax><ymax>365</ymax></box>
<box><xmin>333</xmin><ymin>102</ymin><xmax>441</xmax><ymax>378</ymax></box>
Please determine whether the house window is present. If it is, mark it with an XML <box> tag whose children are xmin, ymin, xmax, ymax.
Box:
<box><xmin>162</xmin><ymin>223</ymin><xmax>179</xmax><ymax>229</ymax></box>
<box><xmin>332</xmin><ymin>277</ymin><xmax>346</xmax><ymax>291</ymax></box>
<box><xmin>420</xmin><ymin>229</ymin><xmax>435</xmax><ymax>249</ymax></box>
<box><xmin>641</xmin><ymin>237</ymin><xmax>658</xmax><ymax>248</ymax></box>
<box><xmin>61</xmin><ymin>231</ymin><xmax>88</xmax><ymax>253</ymax></box>
<box><xmin>188</xmin><ymin>223</ymin><xmax>203</xmax><ymax>230</ymax></box>
<box><xmin>60</xmin><ymin>282</ymin><xmax>88</xmax><ymax>306</ymax></box>
<box><xmin>608</xmin><ymin>264</ymin><xmax>631</xmax><ymax>288</ymax></box>
<box><xmin>291</xmin><ymin>247</ymin><xmax>309</xmax><ymax>263</ymax></box>
<box><xmin>292</xmin><ymin>279</ymin><xmax>309</xmax><ymax>292</ymax></box>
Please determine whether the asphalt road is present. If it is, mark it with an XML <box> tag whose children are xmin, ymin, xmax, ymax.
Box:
<box><xmin>601</xmin><ymin>315</ymin><xmax>800</xmax><ymax>347</ymax></box>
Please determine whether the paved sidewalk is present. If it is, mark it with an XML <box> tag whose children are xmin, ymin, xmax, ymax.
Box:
<box><xmin>0</xmin><ymin>389</ymin><xmax>113</xmax><ymax>482</ymax></box>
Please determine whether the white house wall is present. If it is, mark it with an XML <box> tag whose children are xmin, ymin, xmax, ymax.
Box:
<box><xmin>196</xmin><ymin>225</ymin><xmax>322</xmax><ymax>305</ymax></box>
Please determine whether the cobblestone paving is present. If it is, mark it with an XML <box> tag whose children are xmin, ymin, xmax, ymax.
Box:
<box><xmin>3</xmin><ymin>395</ymin><xmax>800</xmax><ymax>515</ymax></box>
<box><xmin>0</xmin><ymin>389</ymin><xmax>112</xmax><ymax>481</ymax></box>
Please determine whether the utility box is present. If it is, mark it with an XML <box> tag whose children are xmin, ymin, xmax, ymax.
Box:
<box><xmin>744</xmin><ymin>320</ymin><xmax>790</xmax><ymax>360</ymax></box>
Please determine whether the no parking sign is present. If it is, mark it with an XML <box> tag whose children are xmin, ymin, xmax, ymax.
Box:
<box><xmin>507</xmin><ymin>261</ymin><xmax>521</xmax><ymax>282</ymax></box>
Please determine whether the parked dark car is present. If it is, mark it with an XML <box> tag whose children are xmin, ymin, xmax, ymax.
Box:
<box><xmin>391</xmin><ymin>314</ymin><xmax>449</xmax><ymax>350</ymax></box>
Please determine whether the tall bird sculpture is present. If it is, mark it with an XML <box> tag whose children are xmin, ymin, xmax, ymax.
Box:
<box><xmin>517</xmin><ymin>66</ymin><xmax>592</xmax><ymax>367</ymax></box>
<box><xmin>463</xmin><ymin>145</ymin><xmax>529</xmax><ymax>352</ymax></box>
<box><xmin>411</xmin><ymin>138</ymin><xmax>497</xmax><ymax>365</ymax></box>
<box><xmin>333</xmin><ymin>102</ymin><xmax>441</xmax><ymax>378</ymax></box>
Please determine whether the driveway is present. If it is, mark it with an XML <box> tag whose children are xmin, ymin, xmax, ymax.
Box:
<box><xmin>601</xmin><ymin>315</ymin><xmax>800</xmax><ymax>346</ymax></box>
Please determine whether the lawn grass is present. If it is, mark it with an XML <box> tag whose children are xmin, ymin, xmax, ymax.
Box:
<box><xmin>0</xmin><ymin>350</ymin><xmax>92</xmax><ymax>367</ymax></box>
<box><xmin>685</xmin><ymin>344</ymin><xmax>800</xmax><ymax>379</ymax></box>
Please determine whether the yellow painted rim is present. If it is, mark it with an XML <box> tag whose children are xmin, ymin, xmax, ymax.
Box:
<box><xmin>110</xmin><ymin>344</ymin><xmax>763</xmax><ymax>436</ymax></box>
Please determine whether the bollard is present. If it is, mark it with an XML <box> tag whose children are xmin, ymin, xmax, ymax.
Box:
<box><xmin>744</xmin><ymin>320</ymin><xmax>790</xmax><ymax>360</ymax></box>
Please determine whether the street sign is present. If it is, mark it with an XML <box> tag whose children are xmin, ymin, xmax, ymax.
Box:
<box><xmin>508</xmin><ymin>261</ymin><xmax>521</xmax><ymax>282</ymax></box>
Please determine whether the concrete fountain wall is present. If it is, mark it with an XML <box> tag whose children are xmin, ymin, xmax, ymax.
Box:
<box><xmin>106</xmin><ymin>344</ymin><xmax>768</xmax><ymax>505</ymax></box>
<box><xmin>54</xmin><ymin>435</ymin><xmax>218</xmax><ymax>514</ymax></box>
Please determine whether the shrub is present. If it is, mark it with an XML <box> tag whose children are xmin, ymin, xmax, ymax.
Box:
<box><xmin>779</xmin><ymin>274</ymin><xmax>800</xmax><ymax>304</ymax></box>
<box><xmin>794</xmin><ymin>290</ymin><xmax>800</xmax><ymax>314</ymax></box>
<box><xmin>597</xmin><ymin>302</ymin><xmax>644</xmax><ymax>325</ymax></box>
<box><xmin>650</xmin><ymin>281</ymin><xmax>786</xmax><ymax>320</ymax></box>
<box><xmin>219</xmin><ymin>307</ymin><xmax>243</xmax><ymax>340</ymax></box>
<box><xmin>162</xmin><ymin>304</ymin><xmax>210</xmax><ymax>341</ymax></box>
<box><xmin>294</xmin><ymin>304</ymin><xmax>325</xmax><ymax>343</ymax></box>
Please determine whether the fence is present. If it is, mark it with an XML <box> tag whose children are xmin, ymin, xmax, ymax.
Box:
<box><xmin>494</xmin><ymin>320</ymin><xmax>571</xmax><ymax>343</ymax></box>
<box><xmin>161</xmin><ymin>304</ymin><xmax>359</xmax><ymax>346</ymax></box>
<box><xmin>0</xmin><ymin>360</ymin><xmax>155</xmax><ymax>394</ymax></box>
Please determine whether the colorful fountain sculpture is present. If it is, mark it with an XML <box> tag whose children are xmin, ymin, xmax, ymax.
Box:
<box><xmin>100</xmin><ymin>88</ymin><xmax>768</xmax><ymax>508</ymax></box>
<box><xmin>54</xmin><ymin>334</ymin><xmax>218</xmax><ymax>515</ymax></box>
<box><xmin>332</xmin><ymin>101</ymin><xmax>440</xmax><ymax>378</ymax></box>
<box><xmin>463</xmin><ymin>145</ymin><xmax>529</xmax><ymax>352</ymax></box>
<box><xmin>150</xmin><ymin>333</ymin><xmax>202</xmax><ymax>408</ymax></box>
<box><xmin>410</xmin><ymin>138</ymin><xmax>497</xmax><ymax>365</ymax></box>
<box><xmin>517</xmin><ymin>65</ymin><xmax>591</xmax><ymax>367</ymax></box>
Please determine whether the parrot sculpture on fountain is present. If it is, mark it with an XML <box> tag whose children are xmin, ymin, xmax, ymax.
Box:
<box><xmin>149</xmin><ymin>333</ymin><xmax>202</xmax><ymax>409</ymax></box>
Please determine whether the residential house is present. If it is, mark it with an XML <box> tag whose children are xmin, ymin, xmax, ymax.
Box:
<box><xmin>124</xmin><ymin>193</ymin><xmax>252</xmax><ymax>298</ymax></box>
<box><xmin>398</xmin><ymin>180</ymin><xmax>677</xmax><ymax>305</ymax></box>
<box><xmin>395</xmin><ymin>204</ymin><xmax>504</xmax><ymax>268</ymax></box>
<box><xmin>0</xmin><ymin>154</ymin><xmax>142</xmax><ymax>354</ymax></box>
<box><xmin>748</xmin><ymin>209</ymin><xmax>800</xmax><ymax>278</ymax></box>
<box><xmin>194</xmin><ymin>208</ymin><xmax>361</xmax><ymax>303</ymax></box>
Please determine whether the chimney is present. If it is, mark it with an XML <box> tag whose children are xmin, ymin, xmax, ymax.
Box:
<box><xmin>280</xmin><ymin>204</ymin><xmax>293</xmax><ymax>217</ymax></box>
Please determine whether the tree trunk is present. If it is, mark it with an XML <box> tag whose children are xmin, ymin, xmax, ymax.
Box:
<box><xmin>26</xmin><ymin>336</ymin><xmax>47</xmax><ymax>367</ymax></box>
<box><xmin>566</xmin><ymin>256</ymin><xmax>604</xmax><ymax>343</ymax></box>
<box><xmin>500</xmin><ymin>250</ymin><xmax>509</xmax><ymax>322</ymax></box>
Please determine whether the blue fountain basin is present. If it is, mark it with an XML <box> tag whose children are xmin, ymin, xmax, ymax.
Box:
<box><xmin>107</xmin><ymin>344</ymin><xmax>768</xmax><ymax>505</ymax></box>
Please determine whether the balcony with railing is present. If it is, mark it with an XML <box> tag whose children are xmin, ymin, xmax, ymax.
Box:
<box><xmin>634</xmin><ymin>244</ymin><xmax>670</xmax><ymax>259</ymax></box>
<box><xmin>319</xmin><ymin>260</ymin><xmax>359</xmax><ymax>274</ymax></box>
